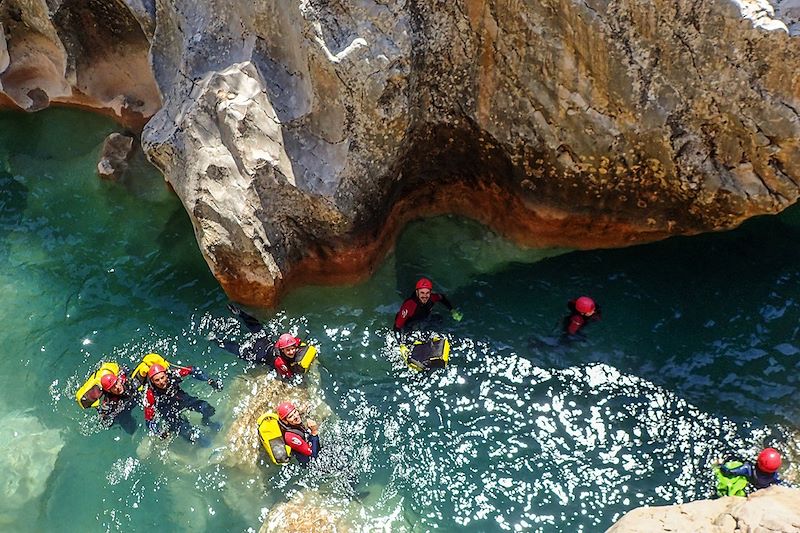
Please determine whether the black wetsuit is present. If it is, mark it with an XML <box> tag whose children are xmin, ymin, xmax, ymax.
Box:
<box><xmin>97</xmin><ymin>375</ymin><xmax>140</xmax><ymax>434</ymax></box>
<box><xmin>216</xmin><ymin>307</ymin><xmax>306</xmax><ymax>376</ymax></box>
<box><xmin>216</xmin><ymin>307</ymin><xmax>277</xmax><ymax>364</ymax></box>
<box><xmin>393</xmin><ymin>292</ymin><xmax>453</xmax><ymax>333</ymax></box>
<box><xmin>144</xmin><ymin>367</ymin><xmax>218</xmax><ymax>444</ymax></box>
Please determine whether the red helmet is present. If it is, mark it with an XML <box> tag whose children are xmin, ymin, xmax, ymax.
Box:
<box><xmin>415</xmin><ymin>278</ymin><xmax>433</xmax><ymax>291</ymax></box>
<box><xmin>575</xmin><ymin>296</ymin><xmax>596</xmax><ymax>315</ymax></box>
<box><xmin>100</xmin><ymin>372</ymin><xmax>118</xmax><ymax>392</ymax></box>
<box><xmin>275</xmin><ymin>333</ymin><xmax>299</xmax><ymax>350</ymax></box>
<box><xmin>276</xmin><ymin>401</ymin><xmax>296</xmax><ymax>420</ymax></box>
<box><xmin>147</xmin><ymin>363</ymin><xmax>166</xmax><ymax>379</ymax></box>
<box><xmin>757</xmin><ymin>448</ymin><xmax>782</xmax><ymax>473</ymax></box>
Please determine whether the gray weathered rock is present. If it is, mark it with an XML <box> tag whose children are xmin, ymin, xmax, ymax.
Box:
<box><xmin>3</xmin><ymin>1</ymin><xmax>800</xmax><ymax>305</ymax></box>
<box><xmin>0</xmin><ymin>23</ymin><xmax>9</xmax><ymax>76</ymax></box>
<box><xmin>222</xmin><ymin>370</ymin><xmax>329</xmax><ymax>470</ymax></box>
<box><xmin>607</xmin><ymin>485</ymin><xmax>800</xmax><ymax>532</ymax></box>
<box><xmin>141</xmin><ymin>0</ymin><xmax>800</xmax><ymax>305</ymax></box>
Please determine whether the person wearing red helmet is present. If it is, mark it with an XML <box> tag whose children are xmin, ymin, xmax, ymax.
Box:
<box><xmin>97</xmin><ymin>368</ymin><xmax>139</xmax><ymax>434</ymax></box>
<box><xmin>275</xmin><ymin>401</ymin><xmax>320</xmax><ymax>466</ymax></box>
<box><xmin>272</xmin><ymin>333</ymin><xmax>304</xmax><ymax>378</ymax></box>
<box><xmin>142</xmin><ymin>362</ymin><xmax>223</xmax><ymax>445</ymax></box>
<box><xmin>719</xmin><ymin>448</ymin><xmax>783</xmax><ymax>490</ymax></box>
<box><xmin>393</xmin><ymin>277</ymin><xmax>461</xmax><ymax>335</ymax></box>
<box><xmin>211</xmin><ymin>304</ymin><xmax>309</xmax><ymax>378</ymax></box>
<box><xmin>562</xmin><ymin>296</ymin><xmax>602</xmax><ymax>336</ymax></box>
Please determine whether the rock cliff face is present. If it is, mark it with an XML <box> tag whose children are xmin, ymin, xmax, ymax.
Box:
<box><xmin>607</xmin><ymin>485</ymin><xmax>800</xmax><ymax>532</ymax></box>
<box><xmin>0</xmin><ymin>0</ymin><xmax>159</xmax><ymax>126</ymax></box>
<box><xmin>2</xmin><ymin>1</ymin><xmax>800</xmax><ymax>305</ymax></box>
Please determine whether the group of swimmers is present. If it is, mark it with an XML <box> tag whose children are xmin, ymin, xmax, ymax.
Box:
<box><xmin>77</xmin><ymin>354</ymin><xmax>223</xmax><ymax>447</ymax></box>
<box><xmin>77</xmin><ymin>277</ymin><xmax>786</xmax><ymax>489</ymax></box>
<box><xmin>75</xmin><ymin>276</ymin><xmax>605</xmax><ymax>464</ymax></box>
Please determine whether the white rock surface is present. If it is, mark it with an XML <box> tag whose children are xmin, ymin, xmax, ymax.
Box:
<box><xmin>607</xmin><ymin>486</ymin><xmax>800</xmax><ymax>533</ymax></box>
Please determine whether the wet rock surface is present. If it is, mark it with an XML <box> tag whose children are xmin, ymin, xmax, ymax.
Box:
<box><xmin>97</xmin><ymin>132</ymin><xmax>135</xmax><ymax>180</ymax></box>
<box><xmin>223</xmin><ymin>371</ymin><xmax>330</xmax><ymax>470</ymax></box>
<box><xmin>2</xmin><ymin>1</ymin><xmax>800</xmax><ymax>305</ymax></box>
<box><xmin>607</xmin><ymin>485</ymin><xmax>800</xmax><ymax>533</ymax></box>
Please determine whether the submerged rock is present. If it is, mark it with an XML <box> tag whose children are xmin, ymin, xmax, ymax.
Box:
<box><xmin>259</xmin><ymin>489</ymin><xmax>358</xmax><ymax>533</ymax></box>
<box><xmin>607</xmin><ymin>485</ymin><xmax>800</xmax><ymax>533</ymax></box>
<box><xmin>97</xmin><ymin>132</ymin><xmax>135</xmax><ymax>180</ymax></box>
<box><xmin>0</xmin><ymin>412</ymin><xmax>64</xmax><ymax>524</ymax></box>
<box><xmin>784</xmin><ymin>431</ymin><xmax>800</xmax><ymax>485</ymax></box>
<box><xmin>223</xmin><ymin>371</ymin><xmax>331</xmax><ymax>470</ymax></box>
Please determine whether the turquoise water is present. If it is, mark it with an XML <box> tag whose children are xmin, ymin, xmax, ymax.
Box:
<box><xmin>0</xmin><ymin>108</ymin><xmax>798</xmax><ymax>532</ymax></box>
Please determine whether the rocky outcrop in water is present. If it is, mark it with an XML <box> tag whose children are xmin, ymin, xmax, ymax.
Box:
<box><xmin>97</xmin><ymin>132</ymin><xmax>135</xmax><ymax>180</ymax></box>
<box><xmin>223</xmin><ymin>371</ymin><xmax>330</xmax><ymax>470</ymax></box>
<box><xmin>607</xmin><ymin>485</ymin><xmax>800</xmax><ymax>532</ymax></box>
<box><xmin>2</xmin><ymin>1</ymin><xmax>800</xmax><ymax>305</ymax></box>
<box><xmin>0</xmin><ymin>413</ymin><xmax>64</xmax><ymax>527</ymax></box>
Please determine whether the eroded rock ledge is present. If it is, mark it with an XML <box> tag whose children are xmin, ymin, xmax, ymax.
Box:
<box><xmin>0</xmin><ymin>0</ymin><xmax>159</xmax><ymax>127</ymax></box>
<box><xmin>607</xmin><ymin>486</ymin><xmax>800</xmax><ymax>532</ymax></box>
<box><xmin>2</xmin><ymin>1</ymin><xmax>800</xmax><ymax>305</ymax></box>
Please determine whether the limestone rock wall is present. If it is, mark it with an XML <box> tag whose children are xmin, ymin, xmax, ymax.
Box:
<box><xmin>607</xmin><ymin>485</ymin><xmax>800</xmax><ymax>532</ymax></box>
<box><xmin>2</xmin><ymin>1</ymin><xmax>800</xmax><ymax>305</ymax></box>
<box><xmin>0</xmin><ymin>0</ymin><xmax>159</xmax><ymax>125</ymax></box>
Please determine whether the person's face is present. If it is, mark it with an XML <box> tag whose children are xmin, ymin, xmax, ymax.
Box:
<box><xmin>109</xmin><ymin>380</ymin><xmax>124</xmax><ymax>395</ymax></box>
<box><xmin>416</xmin><ymin>288</ymin><xmax>431</xmax><ymax>303</ymax></box>
<box><xmin>151</xmin><ymin>371</ymin><xmax>169</xmax><ymax>389</ymax></box>
<box><xmin>285</xmin><ymin>408</ymin><xmax>302</xmax><ymax>425</ymax></box>
<box><xmin>281</xmin><ymin>344</ymin><xmax>299</xmax><ymax>358</ymax></box>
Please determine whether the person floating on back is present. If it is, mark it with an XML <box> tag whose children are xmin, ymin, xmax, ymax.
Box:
<box><xmin>142</xmin><ymin>362</ymin><xmax>223</xmax><ymax>445</ymax></box>
<box><xmin>76</xmin><ymin>362</ymin><xmax>140</xmax><ymax>434</ymax></box>
<box><xmin>276</xmin><ymin>401</ymin><xmax>321</xmax><ymax>466</ymax></box>
<box><xmin>393</xmin><ymin>277</ymin><xmax>462</xmax><ymax>336</ymax></box>
<box><xmin>97</xmin><ymin>370</ymin><xmax>140</xmax><ymax>434</ymax></box>
<box><xmin>717</xmin><ymin>447</ymin><xmax>783</xmax><ymax>492</ymax></box>
<box><xmin>212</xmin><ymin>304</ymin><xmax>317</xmax><ymax>378</ymax></box>
<box><xmin>563</xmin><ymin>296</ymin><xmax>601</xmax><ymax>336</ymax></box>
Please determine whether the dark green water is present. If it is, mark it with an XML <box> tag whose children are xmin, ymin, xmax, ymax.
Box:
<box><xmin>0</xmin><ymin>108</ymin><xmax>798</xmax><ymax>532</ymax></box>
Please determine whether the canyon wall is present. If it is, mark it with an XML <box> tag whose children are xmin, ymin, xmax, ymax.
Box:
<box><xmin>1</xmin><ymin>0</ymin><xmax>799</xmax><ymax>305</ymax></box>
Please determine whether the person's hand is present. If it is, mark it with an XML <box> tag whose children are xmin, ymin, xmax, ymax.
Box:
<box><xmin>712</xmin><ymin>457</ymin><xmax>723</xmax><ymax>466</ymax></box>
<box><xmin>451</xmin><ymin>309</ymin><xmax>463</xmax><ymax>322</ymax></box>
<box><xmin>307</xmin><ymin>419</ymin><xmax>319</xmax><ymax>436</ymax></box>
<box><xmin>208</xmin><ymin>378</ymin><xmax>223</xmax><ymax>390</ymax></box>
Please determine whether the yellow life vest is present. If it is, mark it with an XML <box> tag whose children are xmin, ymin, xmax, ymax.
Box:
<box><xmin>256</xmin><ymin>412</ymin><xmax>292</xmax><ymax>465</ymax></box>
<box><xmin>131</xmin><ymin>353</ymin><xmax>172</xmax><ymax>385</ymax></box>
<box><xmin>294</xmin><ymin>343</ymin><xmax>317</xmax><ymax>372</ymax></box>
<box><xmin>399</xmin><ymin>337</ymin><xmax>450</xmax><ymax>371</ymax></box>
<box><xmin>75</xmin><ymin>362</ymin><xmax>120</xmax><ymax>409</ymax></box>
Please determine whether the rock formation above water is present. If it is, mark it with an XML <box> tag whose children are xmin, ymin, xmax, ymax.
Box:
<box><xmin>607</xmin><ymin>485</ymin><xmax>800</xmax><ymax>533</ymax></box>
<box><xmin>2</xmin><ymin>1</ymin><xmax>800</xmax><ymax>305</ymax></box>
